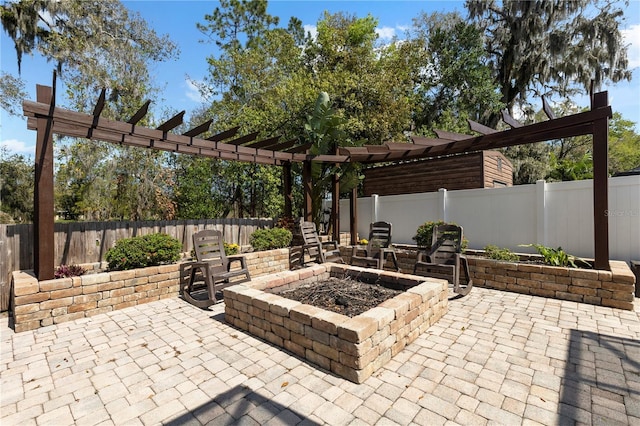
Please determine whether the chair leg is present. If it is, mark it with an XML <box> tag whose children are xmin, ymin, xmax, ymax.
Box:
<box><xmin>454</xmin><ymin>257</ymin><xmax>473</xmax><ymax>296</ymax></box>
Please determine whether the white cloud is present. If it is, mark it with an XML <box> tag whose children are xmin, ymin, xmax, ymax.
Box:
<box><xmin>304</xmin><ymin>24</ymin><xmax>317</xmax><ymax>40</ymax></box>
<box><xmin>622</xmin><ymin>24</ymin><xmax>640</xmax><ymax>69</ymax></box>
<box><xmin>185</xmin><ymin>79</ymin><xmax>205</xmax><ymax>103</ymax></box>
<box><xmin>1</xmin><ymin>138</ymin><xmax>33</xmax><ymax>155</ymax></box>
<box><xmin>376</xmin><ymin>26</ymin><xmax>396</xmax><ymax>41</ymax></box>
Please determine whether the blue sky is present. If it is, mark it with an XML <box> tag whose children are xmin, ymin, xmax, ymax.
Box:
<box><xmin>1</xmin><ymin>0</ymin><xmax>639</xmax><ymax>157</ymax></box>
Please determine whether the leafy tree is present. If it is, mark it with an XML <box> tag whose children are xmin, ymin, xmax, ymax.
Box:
<box><xmin>548</xmin><ymin>152</ymin><xmax>593</xmax><ymax>181</ymax></box>
<box><xmin>609</xmin><ymin>113</ymin><xmax>640</xmax><ymax>175</ymax></box>
<box><xmin>195</xmin><ymin>0</ymin><xmax>307</xmax><ymax>218</ymax></box>
<box><xmin>410</xmin><ymin>12</ymin><xmax>503</xmax><ymax>132</ymax></box>
<box><xmin>303</xmin><ymin>12</ymin><xmax>413</xmax><ymax>143</ymax></box>
<box><xmin>304</xmin><ymin>92</ymin><xmax>361</xmax><ymax>227</ymax></box>
<box><xmin>2</xmin><ymin>0</ymin><xmax>181</xmax><ymax>221</ymax></box>
<box><xmin>466</xmin><ymin>0</ymin><xmax>631</xmax><ymax>127</ymax></box>
<box><xmin>502</xmin><ymin>143</ymin><xmax>551</xmax><ymax>185</ymax></box>
<box><xmin>172</xmin><ymin>156</ymin><xmax>225</xmax><ymax>219</ymax></box>
<box><xmin>1</xmin><ymin>0</ymin><xmax>178</xmax><ymax>118</ymax></box>
<box><xmin>0</xmin><ymin>147</ymin><xmax>33</xmax><ymax>222</ymax></box>
<box><xmin>0</xmin><ymin>72</ymin><xmax>27</xmax><ymax>116</ymax></box>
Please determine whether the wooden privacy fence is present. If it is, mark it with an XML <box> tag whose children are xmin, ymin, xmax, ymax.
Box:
<box><xmin>0</xmin><ymin>218</ymin><xmax>274</xmax><ymax>311</ymax></box>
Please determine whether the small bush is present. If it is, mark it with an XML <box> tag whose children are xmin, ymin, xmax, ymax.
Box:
<box><xmin>250</xmin><ymin>227</ymin><xmax>293</xmax><ymax>251</ymax></box>
<box><xmin>54</xmin><ymin>264</ymin><xmax>86</xmax><ymax>278</ymax></box>
<box><xmin>106</xmin><ymin>233</ymin><xmax>181</xmax><ymax>271</ymax></box>
<box><xmin>484</xmin><ymin>245</ymin><xmax>519</xmax><ymax>262</ymax></box>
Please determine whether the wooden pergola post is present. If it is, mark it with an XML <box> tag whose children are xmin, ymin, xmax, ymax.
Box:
<box><xmin>34</xmin><ymin>83</ymin><xmax>56</xmax><ymax>280</ymax></box>
<box><xmin>283</xmin><ymin>162</ymin><xmax>292</xmax><ymax>218</ymax></box>
<box><xmin>331</xmin><ymin>171</ymin><xmax>339</xmax><ymax>242</ymax></box>
<box><xmin>350</xmin><ymin>187</ymin><xmax>358</xmax><ymax>245</ymax></box>
<box><xmin>302</xmin><ymin>160</ymin><xmax>312</xmax><ymax>222</ymax></box>
<box><xmin>592</xmin><ymin>92</ymin><xmax>610</xmax><ymax>270</ymax></box>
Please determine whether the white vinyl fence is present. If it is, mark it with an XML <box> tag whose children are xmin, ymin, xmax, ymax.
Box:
<box><xmin>340</xmin><ymin>175</ymin><xmax>640</xmax><ymax>262</ymax></box>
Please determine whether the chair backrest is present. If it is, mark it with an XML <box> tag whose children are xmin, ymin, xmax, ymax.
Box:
<box><xmin>193</xmin><ymin>230</ymin><xmax>228</xmax><ymax>274</ymax></box>
<box><xmin>367</xmin><ymin>221</ymin><xmax>392</xmax><ymax>251</ymax></box>
<box><xmin>300</xmin><ymin>221</ymin><xmax>321</xmax><ymax>247</ymax></box>
<box><xmin>430</xmin><ymin>224</ymin><xmax>463</xmax><ymax>263</ymax></box>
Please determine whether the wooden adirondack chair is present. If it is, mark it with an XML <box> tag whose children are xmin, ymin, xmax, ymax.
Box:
<box><xmin>181</xmin><ymin>229</ymin><xmax>251</xmax><ymax>308</ymax></box>
<box><xmin>350</xmin><ymin>221</ymin><xmax>399</xmax><ymax>271</ymax></box>
<box><xmin>300</xmin><ymin>220</ymin><xmax>343</xmax><ymax>264</ymax></box>
<box><xmin>413</xmin><ymin>224</ymin><xmax>472</xmax><ymax>295</ymax></box>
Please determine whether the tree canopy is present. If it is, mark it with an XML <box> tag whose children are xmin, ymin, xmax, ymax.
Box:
<box><xmin>466</xmin><ymin>0</ymin><xmax>631</xmax><ymax>126</ymax></box>
<box><xmin>0</xmin><ymin>0</ymin><xmax>637</xmax><ymax>224</ymax></box>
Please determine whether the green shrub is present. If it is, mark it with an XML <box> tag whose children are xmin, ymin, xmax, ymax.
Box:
<box><xmin>250</xmin><ymin>227</ymin><xmax>293</xmax><ymax>251</ymax></box>
<box><xmin>484</xmin><ymin>245</ymin><xmax>519</xmax><ymax>262</ymax></box>
<box><xmin>519</xmin><ymin>244</ymin><xmax>591</xmax><ymax>268</ymax></box>
<box><xmin>106</xmin><ymin>233</ymin><xmax>181</xmax><ymax>271</ymax></box>
<box><xmin>413</xmin><ymin>220</ymin><xmax>468</xmax><ymax>251</ymax></box>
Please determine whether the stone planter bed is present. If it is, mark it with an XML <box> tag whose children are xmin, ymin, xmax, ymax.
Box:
<box><xmin>10</xmin><ymin>245</ymin><xmax>635</xmax><ymax>334</ymax></box>
<box><xmin>223</xmin><ymin>263</ymin><xmax>448</xmax><ymax>383</ymax></box>
<box><xmin>10</xmin><ymin>248</ymin><xmax>290</xmax><ymax>333</ymax></box>
<box><xmin>341</xmin><ymin>246</ymin><xmax>636</xmax><ymax>310</ymax></box>
<box><xmin>466</xmin><ymin>256</ymin><xmax>636</xmax><ymax>310</ymax></box>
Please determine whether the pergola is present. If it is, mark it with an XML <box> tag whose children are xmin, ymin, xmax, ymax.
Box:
<box><xmin>24</xmin><ymin>78</ymin><xmax>612</xmax><ymax>280</ymax></box>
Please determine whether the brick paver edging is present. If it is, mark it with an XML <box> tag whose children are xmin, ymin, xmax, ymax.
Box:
<box><xmin>11</xmin><ymin>248</ymin><xmax>291</xmax><ymax>332</ymax></box>
<box><xmin>224</xmin><ymin>263</ymin><xmax>448</xmax><ymax>383</ymax></box>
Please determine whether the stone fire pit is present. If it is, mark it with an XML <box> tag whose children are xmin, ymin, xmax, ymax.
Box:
<box><xmin>223</xmin><ymin>263</ymin><xmax>448</xmax><ymax>383</ymax></box>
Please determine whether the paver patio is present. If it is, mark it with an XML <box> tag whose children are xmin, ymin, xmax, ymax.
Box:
<box><xmin>1</xmin><ymin>287</ymin><xmax>638</xmax><ymax>425</ymax></box>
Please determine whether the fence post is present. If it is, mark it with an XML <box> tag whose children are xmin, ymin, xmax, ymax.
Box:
<box><xmin>438</xmin><ymin>188</ymin><xmax>448</xmax><ymax>222</ymax></box>
<box><xmin>536</xmin><ymin>180</ymin><xmax>547</xmax><ymax>246</ymax></box>
<box><xmin>372</xmin><ymin>194</ymin><xmax>379</xmax><ymax>222</ymax></box>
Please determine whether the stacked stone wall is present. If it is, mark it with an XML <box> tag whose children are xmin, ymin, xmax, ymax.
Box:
<box><xmin>224</xmin><ymin>264</ymin><xmax>448</xmax><ymax>383</ymax></box>
<box><xmin>11</xmin><ymin>249</ymin><xmax>291</xmax><ymax>332</ymax></box>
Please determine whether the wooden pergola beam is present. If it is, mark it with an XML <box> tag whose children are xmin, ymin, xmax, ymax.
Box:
<box><xmin>128</xmin><ymin>100</ymin><xmax>151</xmax><ymax>125</ymax></box>
<box><xmin>157</xmin><ymin>111</ymin><xmax>185</xmax><ymax>132</ymax></box>
<box><xmin>182</xmin><ymin>119</ymin><xmax>212</xmax><ymax>137</ymax></box>
<box><xmin>207</xmin><ymin>126</ymin><xmax>239</xmax><ymax>142</ymax></box>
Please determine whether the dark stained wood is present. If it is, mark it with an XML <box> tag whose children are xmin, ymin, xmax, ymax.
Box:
<box><xmin>592</xmin><ymin>92</ymin><xmax>610</xmax><ymax>270</ymax></box>
<box><xmin>128</xmin><ymin>100</ymin><xmax>151</xmax><ymax>125</ymax></box>
<box><xmin>34</xmin><ymin>83</ymin><xmax>55</xmax><ymax>280</ymax></box>
<box><xmin>283</xmin><ymin>162</ymin><xmax>292</xmax><ymax>217</ymax></box>
<box><xmin>542</xmin><ymin>96</ymin><xmax>556</xmax><ymax>120</ymax></box>
<box><xmin>286</xmin><ymin>142</ymin><xmax>313</xmax><ymax>153</ymax></box>
<box><xmin>93</xmin><ymin>88</ymin><xmax>106</xmax><ymax>117</ymax></box>
<box><xmin>350</xmin><ymin>187</ymin><xmax>358</xmax><ymax>245</ymax></box>
<box><xmin>502</xmin><ymin>109</ymin><xmax>523</xmax><ymax>128</ymax></box>
<box><xmin>157</xmin><ymin>110</ymin><xmax>185</xmax><ymax>132</ymax></box>
<box><xmin>225</xmin><ymin>131</ymin><xmax>259</xmax><ymax>146</ymax></box>
<box><xmin>267</xmin><ymin>138</ymin><xmax>298</xmax><ymax>151</ymax></box>
<box><xmin>468</xmin><ymin>119</ymin><xmax>498</xmax><ymax>135</ymax></box>
<box><xmin>411</xmin><ymin>136</ymin><xmax>455</xmax><ymax>146</ymax></box>
<box><xmin>434</xmin><ymin>129</ymin><xmax>472</xmax><ymax>141</ymax></box>
<box><xmin>303</xmin><ymin>161</ymin><xmax>312</xmax><ymax>222</ymax></box>
<box><xmin>245</xmin><ymin>136</ymin><xmax>281</xmax><ymax>149</ymax></box>
<box><xmin>207</xmin><ymin>126</ymin><xmax>239</xmax><ymax>142</ymax></box>
<box><xmin>182</xmin><ymin>119</ymin><xmax>212</xmax><ymax>137</ymax></box>
<box><xmin>332</xmin><ymin>170</ymin><xmax>340</xmax><ymax>243</ymax></box>
<box><xmin>363</xmin><ymin>151</ymin><xmax>512</xmax><ymax>196</ymax></box>
<box><xmin>87</xmin><ymin>88</ymin><xmax>106</xmax><ymax>138</ymax></box>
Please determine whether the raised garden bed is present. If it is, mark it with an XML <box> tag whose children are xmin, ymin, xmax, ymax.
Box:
<box><xmin>223</xmin><ymin>263</ymin><xmax>448</xmax><ymax>383</ymax></box>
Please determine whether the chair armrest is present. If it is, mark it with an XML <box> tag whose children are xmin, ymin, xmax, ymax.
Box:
<box><xmin>352</xmin><ymin>245</ymin><xmax>368</xmax><ymax>257</ymax></box>
<box><xmin>321</xmin><ymin>240</ymin><xmax>339</xmax><ymax>250</ymax></box>
<box><xmin>226</xmin><ymin>255</ymin><xmax>248</xmax><ymax>270</ymax></box>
